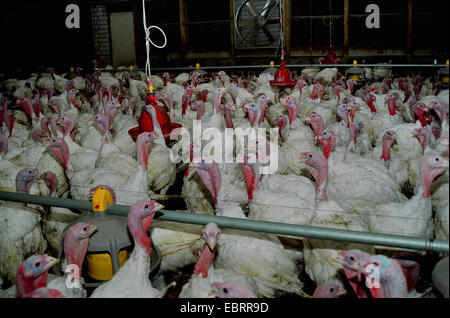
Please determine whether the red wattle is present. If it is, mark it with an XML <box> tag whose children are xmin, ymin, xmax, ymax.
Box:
<box><xmin>417</xmin><ymin>113</ymin><xmax>428</xmax><ymax>127</ymax></box>
<box><xmin>388</xmin><ymin>101</ymin><xmax>397</xmax><ymax>116</ymax></box>
<box><xmin>367</xmin><ymin>100</ymin><xmax>376</xmax><ymax>113</ymax></box>
<box><xmin>243</xmin><ymin>164</ymin><xmax>255</xmax><ymax>200</ymax></box>
<box><xmin>310</xmin><ymin>87</ymin><xmax>317</xmax><ymax>99</ymax></box>
<box><xmin>182</xmin><ymin>100</ymin><xmax>188</xmax><ymax>116</ymax></box>
<box><xmin>193</xmin><ymin>245</ymin><xmax>214</xmax><ymax>278</ymax></box>
<box><xmin>381</xmin><ymin>144</ymin><xmax>391</xmax><ymax>161</ymax></box>
<box><xmin>333</xmin><ymin>87</ymin><xmax>340</xmax><ymax>100</ymax></box>
<box><xmin>369</xmin><ymin>286</ymin><xmax>385</xmax><ymax>298</ymax></box>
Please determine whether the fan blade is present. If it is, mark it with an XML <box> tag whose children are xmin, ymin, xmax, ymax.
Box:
<box><xmin>248</xmin><ymin>26</ymin><xmax>260</xmax><ymax>46</ymax></box>
<box><xmin>245</xmin><ymin>1</ymin><xmax>259</xmax><ymax>17</ymax></box>
<box><xmin>238</xmin><ymin>19</ymin><xmax>255</xmax><ymax>27</ymax></box>
<box><xmin>261</xmin><ymin>26</ymin><xmax>274</xmax><ymax>43</ymax></box>
<box><xmin>260</xmin><ymin>0</ymin><xmax>274</xmax><ymax>18</ymax></box>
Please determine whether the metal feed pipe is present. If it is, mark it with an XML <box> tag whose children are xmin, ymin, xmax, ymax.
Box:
<box><xmin>98</xmin><ymin>64</ymin><xmax>447</xmax><ymax>73</ymax></box>
<box><xmin>0</xmin><ymin>191</ymin><xmax>448</xmax><ymax>253</ymax></box>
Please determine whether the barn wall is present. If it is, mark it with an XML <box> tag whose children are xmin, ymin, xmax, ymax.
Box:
<box><xmin>0</xmin><ymin>0</ymin><xmax>448</xmax><ymax>74</ymax></box>
<box><xmin>91</xmin><ymin>5</ymin><xmax>112</xmax><ymax>65</ymax></box>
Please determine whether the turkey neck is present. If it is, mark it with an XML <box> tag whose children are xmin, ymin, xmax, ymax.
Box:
<box><xmin>367</xmin><ymin>99</ymin><xmax>376</xmax><ymax>113</ymax></box>
<box><xmin>214</xmin><ymin>92</ymin><xmax>225</xmax><ymax>113</ymax></box>
<box><xmin>419</xmin><ymin>163</ymin><xmax>444</xmax><ymax>198</ymax></box>
<box><xmin>16</xmin><ymin>178</ymin><xmax>34</xmax><ymax>194</ymax></box>
<box><xmin>223</xmin><ymin>110</ymin><xmax>234</xmax><ymax>129</ymax></box>
<box><xmin>381</xmin><ymin>137</ymin><xmax>394</xmax><ymax>162</ymax></box>
<box><xmin>378</xmin><ymin>265</ymin><xmax>407</xmax><ymax>298</ymax></box>
<box><xmin>51</xmin><ymin>116</ymin><xmax>64</xmax><ymax>137</ymax></box>
<box><xmin>128</xmin><ymin>212</ymin><xmax>153</xmax><ymax>256</ymax></box>
<box><xmin>277</xmin><ymin>118</ymin><xmax>287</xmax><ymax>140</ymax></box>
<box><xmin>64</xmin><ymin>234</ymin><xmax>89</xmax><ymax>272</ymax></box>
<box><xmin>196</xmin><ymin>103</ymin><xmax>205</xmax><ymax>121</ymax></box>
<box><xmin>258</xmin><ymin>100</ymin><xmax>267</xmax><ymax>123</ymax></box>
<box><xmin>161</xmin><ymin>95</ymin><xmax>174</xmax><ymax>113</ymax></box>
<box><xmin>251</xmin><ymin>108</ymin><xmax>262</xmax><ymax>128</ymax></box>
<box><xmin>148</xmin><ymin>107</ymin><xmax>164</xmax><ymax>140</ymax></box>
<box><xmin>311</xmin><ymin>117</ymin><xmax>324</xmax><ymax>138</ymax></box>
<box><xmin>310</xmin><ymin>160</ymin><xmax>328</xmax><ymax>203</ymax></box>
<box><xmin>347</xmin><ymin>124</ymin><xmax>358</xmax><ymax>153</ymax></box>
<box><xmin>322</xmin><ymin>135</ymin><xmax>335</xmax><ymax>159</ymax></box>
<box><xmin>121</xmin><ymin>139</ymin><xmax>150</xmax><ymax>196</ymax></box>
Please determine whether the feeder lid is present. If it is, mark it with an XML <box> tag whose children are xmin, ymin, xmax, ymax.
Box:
<box><xmin>263</xmin><ymin>61</ymin><xmax>278</xmax><ymax>75</ymax></box>
<box><xmin>345</xmin><ymin>65</ymin><xmax>365</xmax><ymax>82</ymax></box>
<box><xmin>65</xmin><ymin>67</ymin><xmax>77</xmax><ymax>79</ymax></box>
<box><xmin>345</xmin><ymin>67</ymin><xmax>364</xmax><ymax>75</ymax></box>
<box><xmin>128</xmin><ymin>98</ymin><xmax>182</xmax><ymax>142</ymax></box>
<box><xmin>438</xmin><ymin>66</ymin><xmax>449</xmax><ymax>76</ymax></box>
<box><xmin>195</xmin><ymin>63</ymin><xmax>207</xmax><ymax>76</ymax></box>
<box><xmin>269</xmin><ymin>61</ymin><xmax>297</xmax><ymax>87</ymax></box>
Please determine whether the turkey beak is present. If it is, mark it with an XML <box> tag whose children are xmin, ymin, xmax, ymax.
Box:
<box><xmin>332</xmin><ymin>255</ymin><xmax>359</xmax><ymax>270</ymax></box>
<box><xmin>442</xmin><ymin>158</ymin><xmax>449</xmax><ymax>169</ymax></box>
<box><xmin>42</xmin><ymin>139</ymin><xmax>50</xmax><ymax>147</ymax></box>
<box><xmin>44</xmin><ymin>256</ymin><xmax>60</xmax><ymax>271</ymax></box>
<box><xmin>205</xmin><ymin>236</ymin><xmax>217</xmax><ymax>251</ymax></box>
<box><xmin>279</xmin><ymin>97</ymin><xmax>286</xmax><ymax>106</ymax></box>
<box><xmin>304</xmin><ymin>116</ymin><xmax>311</xmax><ymax>124</ymax></box>
<box><xmin>333</xmin><ymin>255</ymin><xmax>344</xmax><ymax>265</ymax></box>
<box><xmin>154</xmin><ymin>202</ymin><xmax>165</xmax><ymax>211</ymax></box>
<box><xmin>88</xmin><ymin>224</ymin><xmax>99</xmax><ymax>236</ymax></box>
<box><xmin>337</xmin><ymin>289</ymin><xmax>347</xmax><ymax>296</ymax></box>
<box><xmin>299</xmin><ymin>154</ymin><xmax>306</xmax><ymax>163</ymax></box>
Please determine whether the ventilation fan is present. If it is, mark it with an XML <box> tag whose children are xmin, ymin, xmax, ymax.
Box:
<box><xmin>234</xmin><ymin>0</ymin><xmax>284</xmax><ymax>49</ymax></box>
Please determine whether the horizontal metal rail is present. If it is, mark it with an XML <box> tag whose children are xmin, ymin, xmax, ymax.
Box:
<box><xmin>0</xmin><ymin>191</ymin><xmax>448</xmax><ymax>253</ymax></box>
<box><xmin>96</xmin><ymin>64</ymin><xmax>447</xmax><ymax>73</ymax></box>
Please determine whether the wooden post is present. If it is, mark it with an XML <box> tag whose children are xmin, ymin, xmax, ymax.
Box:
<box><xmin>407</xmin><ymin>0</ymin><xmax>413</xmax><ymax>62</ymax></box>
<box><xmin>284</xmin><ymin>0</ymin><xmax>292</xmax><ymax>56</ymax></box>
<box><xmin>179</xmin><ymin>0</ymin><xmax>188</xmax><ymax>56</ymax></box>
<box><xmin>229</xmin><ymin>0</ymin><xmax>236</xmax><ymax>65</ymax></box>
<box><xmin>343</xmin><ymin>0</ymin><xmax>349</xmax><ymax>62</ymax></box>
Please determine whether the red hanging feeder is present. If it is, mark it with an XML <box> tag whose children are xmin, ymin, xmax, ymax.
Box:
<box><xmin>269</xmin><ymin>61</ymin><xmax>297</xmax><ymax>88</ymax></box>
<box><xmin>128</xmin><ymin>93</ymin><xmax>181</xmax><ymax>142</ymax></box>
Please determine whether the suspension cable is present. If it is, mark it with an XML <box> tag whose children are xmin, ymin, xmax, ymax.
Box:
<box><xmin>142</xmin><ymin>0</ymin><xmax>167</xmax><ymax>93</ymax></box>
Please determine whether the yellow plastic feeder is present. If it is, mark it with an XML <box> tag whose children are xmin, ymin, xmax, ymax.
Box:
<box><xmin>58</xmin><ymin>187</ymin><xmax>133</xmax><ymax>286</ymax></box>
<box><xmin>345</xmin><ymin>59</ymin><xmax>365</xmax><ymax>83</ymax></box>
<box><xmin>437</xmin><ymin>59</ymin><xmax>449</xmax><ymax>87</ymax></box>
<box><xmin>85</xmin><ymin>187</ymin><xmax>129</xmax><ymax>281</ymax></box>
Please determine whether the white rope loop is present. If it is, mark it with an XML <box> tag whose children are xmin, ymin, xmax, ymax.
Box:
<box><xmin>142</xmin><ymin>0</ymin><xmax>167</xmax><ymax>82</ymax></box>
<box><xmin>146</xmin><ymin>25</ymin><xmax>167</xmax><ymax>49</ymax></box>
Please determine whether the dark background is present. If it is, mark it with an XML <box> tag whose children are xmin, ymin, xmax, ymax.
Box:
<box><xmin>0</xmin><ymin>0</ymin><xmax>448</xmax><ymax>74</ymax></box>
<box><xmin>0</xmin><ymin>1</ymin><xmax>94</xmax><ymax>75</ymax></box>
